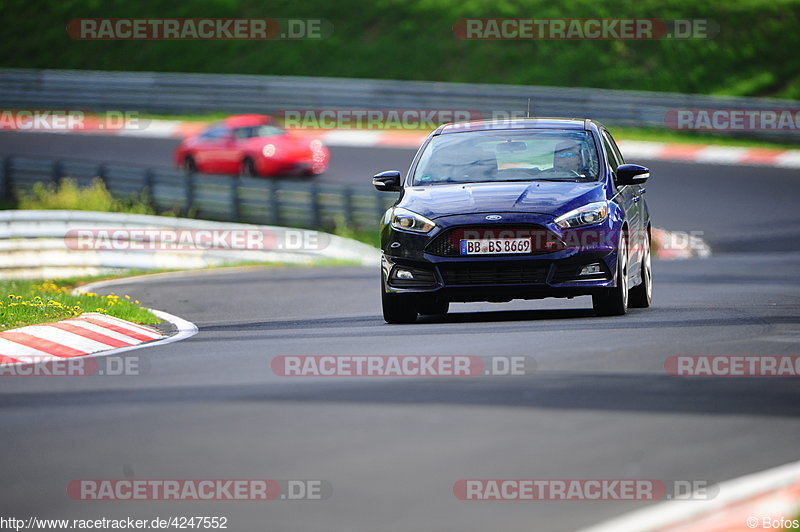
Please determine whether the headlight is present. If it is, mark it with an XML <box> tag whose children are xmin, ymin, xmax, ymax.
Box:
<box><xmin>262</xmin><ymin>144</ymin><xmax>276</xmax><ymax>157</ymax></box>
<box><xmin>309</xmin><ymin>139</ymin><xmax>323</xmax><ymax>151</ymax></box>
<box><xmin>391</xmin><ymin>207</ymin><xmax>436</xmax><ymax>234</ymax></box>
<box><xmin>554</xmin><ymin>201</ymin><xmax>609</xmax><ymax>229</ymax></box>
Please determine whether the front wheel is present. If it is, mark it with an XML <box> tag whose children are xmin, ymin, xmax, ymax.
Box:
<box><xmin>381</xmin><ymin>288</ymin><xmax>418</xmax><ymax>324</ymax></box>
<box><xmin>417</xmin><ymin>298</ymin><xmax>449</xmax><ymax>316</ymax></box>
<box><xmin>592</xmin><ymin>233</ymin><xmax>629</xmax><ymax>316</ymax></box>
<box><xmin>628</xmin><ymin>230</ymin><xmax>652</xmax><ymax>308</ymax></box>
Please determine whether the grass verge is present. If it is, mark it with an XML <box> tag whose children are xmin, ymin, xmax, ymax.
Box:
<box><xmin>0</xmin><ymin>278</ymin><xmax>159</xmax><ymax>331</ymax></box>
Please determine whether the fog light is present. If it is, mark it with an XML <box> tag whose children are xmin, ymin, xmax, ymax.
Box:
<box><xmin>579</xmin><ymin>263</ymin><xmax>602</xmax><ymax>276</ymax></box>
<box><xmin>395</xmin><ymin>269</ymin><xmax>414</xmax><ymax>280</ymax></box>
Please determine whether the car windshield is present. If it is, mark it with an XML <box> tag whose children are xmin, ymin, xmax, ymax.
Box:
<box><xmin>412</xmin><ymin>129</ymin><xmax>600</xmax><ymax>185</ymax></box>
<box><xmin>233</xmin><ymin>125</ymin><xmax>285</xmax><ymax>139</ymax></box>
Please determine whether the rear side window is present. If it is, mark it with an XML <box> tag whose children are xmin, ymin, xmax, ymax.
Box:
<box><xmin>601</xmin><ymin>132</ymin><xmax>622</xmax><ymax>175</ymax></box>
<box><xmin>199</xmin><ymin>126</ymin><xmax>230</xmax><ymax>140</ymax></box>
<box><xmin>601</xmin><ymin>131</ymin><xmax>625</xmax><ymax>170</ymax></box>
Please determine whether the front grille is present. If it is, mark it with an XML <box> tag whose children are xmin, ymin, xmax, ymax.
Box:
<box><xmin>426</xmin><ymin>225</ymin><xmax>564</xmax><ymax>257</ymax></box>
<box><xmin>439</xmin><ymin>262</ymin><xmax>549</xmax><ymax>285</ymax></box>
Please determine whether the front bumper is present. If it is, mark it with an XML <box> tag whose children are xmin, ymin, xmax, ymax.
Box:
<box><xmin>381</xmin><ymin>214</ymin><xmax>623</xmax><ymax>302</ymax></box>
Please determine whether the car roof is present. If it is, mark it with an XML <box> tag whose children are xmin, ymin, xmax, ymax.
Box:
<box><xmin>222</xmin><ymin>114</ymin><xmax>273</xmax><ymax>128</ymax></box>
<box><xmin>433</xmin><ymin>117</ymin><xmax>605</xmax><ymax>135</ymax></box>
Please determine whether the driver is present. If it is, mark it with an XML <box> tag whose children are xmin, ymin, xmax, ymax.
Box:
<box><xmin>552</xmin><ymin>141</ymin><xmax>582</xmax><ymax>174</ymax></box>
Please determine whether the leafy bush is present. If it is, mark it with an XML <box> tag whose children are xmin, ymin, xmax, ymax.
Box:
<box><xmin>17</xmin><ymin>178</ymin><xmax>155</xmax><ymax>214</ymax></box>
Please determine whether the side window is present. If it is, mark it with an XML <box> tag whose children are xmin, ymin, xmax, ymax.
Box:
<box><xmin>200</xmin><ymin>126</ymin><xmax>231</xmax><ymax>140</ymax></box>
<box><xmin>603</xmin><ymin>131</ymin><xmax>625</xmax><ymax>164</ymax></box>
<box><xmin>233</xmin><ymin>127</ymin><xmax>252</xmax><ymax>139</ymax></box>
<box><xmin>601</xmin><ymin>134</ymin><xmax>621</xmax><ymax>176</ymax></box>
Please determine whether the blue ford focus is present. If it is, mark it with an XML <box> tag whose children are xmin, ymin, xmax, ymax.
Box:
<box><xmin>374</xmin><ymin>118</ymin><xmax>652</xmax><ymax>323</ymax></box>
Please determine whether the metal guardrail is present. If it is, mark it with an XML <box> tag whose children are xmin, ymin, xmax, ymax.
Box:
<box><xmin>0</xmin><ymin>155</ymin><xmax>395</xmax><ymax>231</ymax></box>
<box><xmin>1</xmin><ymin>68</ymin><xmax>798</xmax><ymax>140</ymax></box>
<box><xmin>0</xmin><ymin>210</ymin><xmax>381</xmax><ymax>279</ymax></box>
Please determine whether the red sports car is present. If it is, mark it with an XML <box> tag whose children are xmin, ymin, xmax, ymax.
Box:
<box><xmin>175</xmin><ymin>114</ymin><xmax>329</xmax><ymax>177</ymax></box>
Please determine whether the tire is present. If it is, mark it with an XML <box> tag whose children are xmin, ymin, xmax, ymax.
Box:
<box><xmin>381</xmin><ymin>286</ymin><xmax>418</xmax><ymax>324</ymax></box>
<box><xmin>417</xmin><ymin>298</ymin><xmax>449</xmax><ymax>316</ymax></box>
<box><xmin>628</xmin><ymin>230</ymin><xmax>652</xmax><ymax>308</ymax></box>
<box><xmin>183</xmin><ymin>156</ymin><xmax>198</xmax><ymax>175</ymax></box>
<box><xmin>592</xmin><ymin>232</ymin><xmax>629</xmax><ymax>316</ymax></box>
<box><xmin>240</xmin><ymin>158</ymin><xmax>258</xmax><ymax>177</ymax></box>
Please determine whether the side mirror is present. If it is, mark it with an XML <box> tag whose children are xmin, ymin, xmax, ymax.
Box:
<box><xmin>373</xmin><ymin>170</ymin><xmax>402</xmax><ymax>192</ymax></box>
<box><xmin>616</xmin><ymin>164</ymin><xmax>650</xmax><ymax>185</ymax></box>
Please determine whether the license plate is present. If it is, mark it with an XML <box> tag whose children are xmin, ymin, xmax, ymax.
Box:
<box><xmin>459</xmin><ymin>238</ymin><xmax>531</xmax><ymax>255</ymax></box>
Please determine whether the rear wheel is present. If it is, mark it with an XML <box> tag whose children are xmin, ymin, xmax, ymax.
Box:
<box><xmin>592</xmin><ymin>233</ymin><xmax>629</xmax><ymax>316</ymax></box>
<box><xmin>381</xmin><ymin>286</ymin><xmax>418</xmax><ymax>324</ymax></box>
<box><xmin>240</xmin><ymin>158</ymin><xmax>258</xmax><ymax>177</ymax></box>
<box><xmin>629</xmin><ymin>230</ymin><xmax>652</xmax><ymax>308</ymax></box>
<box><xmin>183</xmin><ymin>156</ymin><xmax>198</xmax><ymax>174</ymax></box>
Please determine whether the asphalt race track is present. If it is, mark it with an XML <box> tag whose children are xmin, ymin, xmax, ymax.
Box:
<box><xmin>1</xmin><ymin>131</ymin><xmax>799</xmax><ymax>531</ymax></box>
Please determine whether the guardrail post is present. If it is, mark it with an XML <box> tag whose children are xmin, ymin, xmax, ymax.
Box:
<box><xmin>0</xmin><ymin>157</ymin><xmax>11</xmax><ymax>202</ymax></box>
<box><xmin>310</xmin><ymin>182</ymin><xmax>321</xmax><ymax>228</ymax></box>
<box><xmin>343</xmin><ymin>187</ymin><xmax>354</xmax><ymax>227</ymax></box>
<box><xmin>144</xmin><ymin>169</ymin><xmax>157</xmax><ymax>212</ymax></box>
<box><xmin>97</xmin><ymin>163</ymin><xmax>108</xmax><ymax>187</ymax></box>
<box><xmin>52</xmin><ymin>160</ymin><xmax>63</xmax><ymax>184</ymax></box>
<box><xmin>184</xmin><ymin>172</ymin><xmax>195</xmax><ymax>217</ymax></box>
<box><xmin>375</xmin><ymin>191</ymin><xmax>386</xmax><ymax>221</ymax></box>
<box><xmin>269</xmin><ymin>179</ymin><xmax>281</xmax><ymax>225</ymax></box>
<box><xmin>230</xmin><ymin>176</ymin><xmax>241</xmax><ymax>222</ymax></box>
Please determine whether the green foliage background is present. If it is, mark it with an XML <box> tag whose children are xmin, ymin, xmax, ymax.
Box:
<box><xmin>1</xmin><ymin>0</ymin><xmax>798</xmax><ymax>98</ymax></box>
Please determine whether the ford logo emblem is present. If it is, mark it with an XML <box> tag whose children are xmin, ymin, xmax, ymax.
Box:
<box><xmin>485</xmin><ymin>215</ymin><xmax>503</xmax><ymax>220</ymax></box>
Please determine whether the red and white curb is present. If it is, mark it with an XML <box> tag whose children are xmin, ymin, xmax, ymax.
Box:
<box><xmin>0</xmin><ymin>313</ymin><xmax>162</xmax><ymax>364</ymax></box>
<box><xmin>578</xmin><ymin>459</ymin><xmax>800</xmax><ymax>532</ymax></box>
<box><xmin>3</xmin><ymin>118</ymin><xmax>798</xmax><ymax>169</ymax></box>
<box><xmin>0</xmin><ymin>310</ymin><xmax>197</xmax><ymax>365</ymax></box>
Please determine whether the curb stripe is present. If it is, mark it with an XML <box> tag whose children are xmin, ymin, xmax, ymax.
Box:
<box><xmin>0</xmin><ymin>332</ymin><xmax>85</xmax><ymax>357</ymax></box>
<box><xmin>46</xmin><ymin>322</ymin><xmax>133</xmax><ymax>348</ymax></box>
<box><xmin>15</xmin><ymin>325</ymin><xmax>111</xmax><ymax>353</ymax></box>
<box><xmin>0</xmin><ymin>338</ymin><xmax>59</xmax><ymax>361</ymax></box>
<box><xmin>62</xmin><ymin>320</ymin><xmax>143</xmax><ymax>345</ymax></box>
<box><xmin>72</xmin><ymin>317</ymin><xmax>159</xmax><ymax>342</ymax></box>
<box><xmin>80</xmin><ymin>313</ymin><xmax>162</xmax><ymax>338</ymax></box>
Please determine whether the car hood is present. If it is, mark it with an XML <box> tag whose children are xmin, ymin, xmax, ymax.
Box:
<box><xmin>400</xmin><ymin>181</ymin><xmax>607</xmax><ymax>219</ymax></box>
